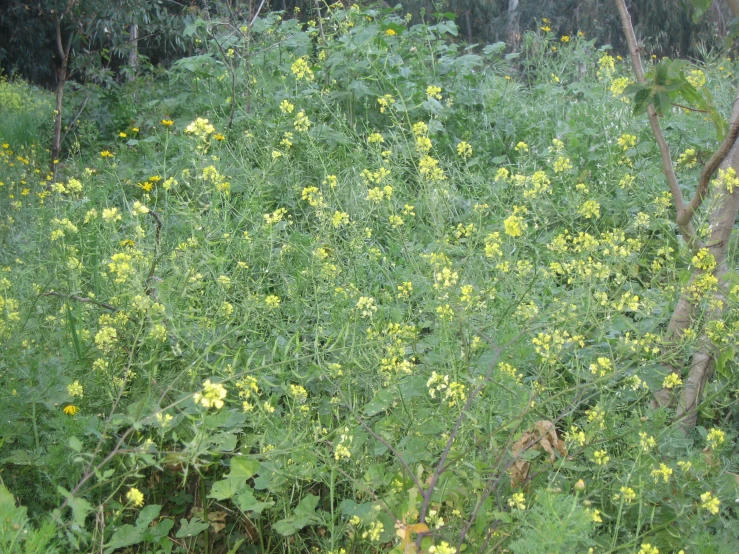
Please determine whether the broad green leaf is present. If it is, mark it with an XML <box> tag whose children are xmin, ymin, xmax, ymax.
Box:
<box><xmin>209</xmin><ymin>478</ymin><xmax>244</xmax><ymax>501</ymax></box>
<box><xmin>234</xmin><ymin>487</ymin><xmax>274</xmax><ymax>515</ymax></box>
<box><xmin>364</xmin><ymin>387</ymin><xmax>395</xmax><ymax>416</ymax></box>
<box><xmin>175</xmin><ymin>517</ymin><xmax>210</xmax><ymax>538</ymax></box>
<box><xmin>104</xmin><ymin>524</ymin><xmax>143</xmax><ymax>553</ymax></box>
<box><xmin>229</xmin><ymin>456</ymin><xmax>260</xmax><ymax>479</ymax></box>
<box><xmin>273</xmin><ymin>494</ymin><xmax>320</xmax><ymax>536</ymax></box>
<box><xmin>136</xmin><ymin>504</ymin><xmax>162</xmax><ymax>529</ymax></box>
<box><xmin>68</xmin><ymin>436</ymin><xmax>83</xmax><ymax>453</ymax></box>
<box><xmin>689</xmin><ymin>0</ymin><xmax>714</xmax><ymax>22</ymax></box>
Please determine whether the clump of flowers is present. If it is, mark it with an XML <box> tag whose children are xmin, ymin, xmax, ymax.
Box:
<box><xmin>193</xmin><ymin>379</ymin><xmax>227</xmax><ymax>410</ymax></box>
<box><xmin>185</xmin><ymin>117</ymin><xmax>215</xmax><ymax>142</ymax></box>
<box><xmin>291</xmin><ymin>57</ymin><xmax>314</xmax><ymax>81</ymax></box>
<box><xmin>126</xmin><ymin>487</ymin><xmax>145</xmax><ymax>508</ymax></box>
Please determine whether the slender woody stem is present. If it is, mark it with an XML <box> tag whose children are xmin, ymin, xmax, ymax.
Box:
<box><xmin>613</xmin><ymin>0</ymin><xmax>701</xmax><ymax>249</ymax></box>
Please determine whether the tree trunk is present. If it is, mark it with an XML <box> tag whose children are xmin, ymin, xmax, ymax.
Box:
<box><xmin>52</xmin><ymin>16</ymin><xmax>72</xmax><ymax>182</ymax></box>
<box><xmin>507</xmin><ymin>0</ymin><xmax>520</xmax><ymax>51</ymax></box>
<box><xmin>615</xmin><ymin>0</ymin><xmax>739</xmax><ymax>431</ymax></box>
<box><xmin>674</xmin><ymin>89</ymin><xmax>739</xmax><ymax>428</ymax></box>
<box><xmin>128</xmin><ymin>23</ymin><xmax>139</xmax><ymax>82</ymax></box>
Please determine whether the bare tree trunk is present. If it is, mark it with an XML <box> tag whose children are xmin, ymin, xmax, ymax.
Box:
<box><xmin>128</xmin><ymin>23</ymin><xmax>139</xmax><ymax>82</ymax></box>
<box><xmin>465</xmin><ymin>9</ymin><xmax>472</xmax><ymax>44</ymax></box>
<box><xmin>507</xmin><ymin>0</ymin><xmax>520</xmax><ymax>51</ymax></box>
<box><xmin>615</xmin><ymin>0</ymin><xmax>739</xmax><ymax>431</ymax></box>
<box><xmin>52</xmin><ymin>15</ymin><xmax>73</xmax><ymax>182</ymax></box>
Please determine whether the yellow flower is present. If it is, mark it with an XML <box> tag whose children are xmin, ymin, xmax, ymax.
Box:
<box><xmin>662</xmin><ymin>373</ymin><xmax>682</xmax><ymax>389</ymax></box>
<box><xmin>456</xmin><ymin>141</ymin><xmax>472</xmax><ymax>158</ymax></box>
<box><xmin>385</xmin><ymin>28</ymin><xmax>397</xmax><ymax>36</ymax></box>
<box><xmin>265</xmin><ymin>295</ymin><xmax>281</xmax><ymax>308</ymax></box>
<box><xmin>426</xmin><ymin>85</ymin><xmax>442</xmax><ymax>100</ymax></box>
<box><xmin>504</xmin><ymin>214</ymin><xmax>526</xmax><ymax>237</ymax></box>
<box><xmin>592</xmin><ymin>449</ymin><xmax>610</xmax><ymax>465</ymax></box>
<box><xmin>561</xmin><ymin>35</ymin><xmax>570</xmax><ymax>42</ymax></box>
<box><xmin>100</xmin><ymin>150</ymin><xmax>114</xmax><ymax>158</ymax></box>
<box><xmin>67</xmin><ymin>380</ymin><xmax>84</xmax><ymax>398</ymax></box>
<box><xmin>650</xmin><ymin>463</ymin><xmax>673</xmax><ymax>483</ymax></box>
<box><xmin>160</xmin><ymin>119</ymin><xmax>174</xmax><ymax>126</ymax></box>
<box><xmin>119</xmin><ymin>132</ymin><xmax>127</xmax><ymax>138</ymax></box>
<box><xmin>63</xmin><ymin>405</ymin><xmax>79</xmax><ymax>415</ymax></box>
<box><xmin>508</xmin><ymin>492</ymin><xmax>526</xmax><ymax>510</ymax></box>
<box><xmin>637</xmin><ymin>544</ymin><xmax>659</xmax><ymax>554</ymax></box>
<box><xmin>706</xmin><ymin>428</ymin><xmax>725</xmax><ymax>449</ymax></box>
<box><xmin>193</xmin><ymin>379</ymin><xmax>227</xmax><ymax>410</ymax></box>
<box><xmin>615</xmin><ymin>486</ymin><xmax>636</xmax><ymax>502</ymax></box>
<box><xmin>294</xmin><ymin>110</ymin><xmax>311</xmax><ymax>132</ymax></box>
<box><xmin>290</xmin><ymin>57</ymin><xmax>314</xmax><ymax>81</ymax></box>
<box><xmin>126</xmin><ymin>487</ymin><xmax>145</xmax><ymax>508</ymax></box>
<box><xmin>700</xmin><ymin>491</ymin><xmax>720</xmax><ymax>514</ymax></box>
<box><xmin>617</xmin><ymin>133</ymin><xmax>636</xmax><ymax>151</ymax></box>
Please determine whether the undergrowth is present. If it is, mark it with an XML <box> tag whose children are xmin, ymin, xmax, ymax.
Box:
<box><xmin>0</xmin><ymin>5</ymin><xmax>738</xmax><ymax>554</ymax></box>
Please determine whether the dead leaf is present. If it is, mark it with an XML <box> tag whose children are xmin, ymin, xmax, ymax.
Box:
<box><xmin>509</xmin><ymin>420</ymin><xmax>567</xmax><ymax>488</ymax></box>
<box><xmin>395</xmin><ymin>521</ymin><xmax>429</xmax><ymax>553</ymax></box>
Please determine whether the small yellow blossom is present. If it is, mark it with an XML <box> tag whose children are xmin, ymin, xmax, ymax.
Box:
<box><xmin>193</xmin><ymin>379</ymin><xmax>227</xmax><ymax>410</ymax></box>
<box><xmin>67</xmin><ymin>380</ymin><xmax>84</xmax><ymax>398</ymax></box>
<box><xmin>126</xmin><ymin>487</ymin><xmax>145</xmax><ymax>508</ymax></box>
<box><xmin>663</xmin><ymin>373</ymin><xmax>682</xmax><ymax>389</ymax></box>
<box><xmin>700</xmin><ymin>491</ymin><xmax>720</xmax><ymax>514</ymax></box>
<box><xmin>706</xmin><ymin>428</ymin><xmax>725</xmax><ymax>449</ymax></box>
<box><xmin>508</xmin><ymin>492</ymin><xmax>526</xmax><ymax>510</ymax></box>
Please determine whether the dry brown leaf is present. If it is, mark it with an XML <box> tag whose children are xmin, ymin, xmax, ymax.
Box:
<box><xmin>509</xmin><ymin>420</ymin><xmax>567</xmax><ymax>488</ymax></box>
<box><xmin>395</xmin><ymin>521</ymin><xmax>429</xmax><ymax>553</ymax></box>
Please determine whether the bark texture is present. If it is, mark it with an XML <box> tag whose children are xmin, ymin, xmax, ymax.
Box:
<box><xmin>615</xmin><ymin>0</ymin><xmax>739</xmax><ymax>430</ymax></box>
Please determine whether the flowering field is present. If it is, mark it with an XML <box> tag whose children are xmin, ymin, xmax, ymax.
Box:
<box><xmin>1</xmin><ymin>6</ymin><xmax>739</xmax><ymax>554</ymax></box>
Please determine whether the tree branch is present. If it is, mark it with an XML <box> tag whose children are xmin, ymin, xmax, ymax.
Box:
<box><xmin>677</xmin><ymin>115</ymin><xmax>739</xmax><ymax>226</ymax></box>
<box><xmin>614</xmin><ymin>0</ymin><xmax>700</xmax><ymax>249</ymax></box>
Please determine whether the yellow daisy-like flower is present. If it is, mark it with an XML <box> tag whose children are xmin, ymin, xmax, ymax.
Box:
<box><xmin>63</xmin><ymin>405</ymin><xmax>79</xmax><ymax>415</ymax></box>
<box><xmin>160</xmin><ymin>119</ymin><xmax>174</xmax><ymax>126</ymax></box>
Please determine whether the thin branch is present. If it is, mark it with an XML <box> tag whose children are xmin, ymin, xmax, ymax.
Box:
<box><xmin>42</xmin><ymin>291</ymin><xmax>117</xmax><ymax>312</ymax></box>
<box><xmin>614</xmin><ymin>0</ymin><xmax>700</xmax><ymax>249</ymax></box>
<box><xmin>670</xmin><ymin>102</ymin><xmax>709</xmax><ymax>113</ymax></box>
<box><xmin>353</xmin><ymin>412</ymin><xmax>425</xmax><ymax>496</ymax></box>
<box><xmin>678</xmin><ymin>115</ymin><xmax>739</xmax><ymax>225</ymax></box>
<box><xmin>250</xmin><ymin>0</ymin><xmax>267</xmax><ymax>27</ymax></box>
<box><xmin>59</xmin><ymin>93</ymin><xmax>91</xmax><ymax>149</ymax></box>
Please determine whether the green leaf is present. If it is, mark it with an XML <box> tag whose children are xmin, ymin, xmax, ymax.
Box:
<box><xmin>229</xmin><ymin>456</ymin><xmax>261</xmax><ymax>479</ymax></box>
<box><xmin>272</xmin><ymin>494</ymin><xmax>320</xmax><ymax>536</ymax></box>
<box><xmin>234</xmin><ymin>487</ymin><xmax>274</xmax><ymax>515</ymax></box>
<box><xmin>175</xmin><ymin>517</ymin><xmax>210</xmax><ymax>538</ymax></box>
<box><xmin>364</xmin><ymin>387</ymin><xmax>395</xmax><ymax>416</ymax></box>
<box><xmin>716</xmin><ymin>347</ymin><xmax>735</xmax><ymax>377</ymax></box>
<box><xmin>105</xmin><ymin>525</ymin><xmax>144</xmax><ymax>553</ymax></box>
<box><xmin>633</xmin><ymin>87</ymin><xmax>652</xmax><ymax>115</ymax></box>
<box><xmin>58</xmin><ymin>486</ymin><xmax>92</xmax><ymax>528</ymax></box>
<box><xmin>209</xmin><ymin>478</ymin><xmax>244</xmax><ymax>501</ymax></box>
<box><xmin>136</xmin><ymin>504</ymin><xmax>162</xmax><ymax>529</ymax></box>
<box><xmin>689</xmin><ymin>0</ymin><xmax>714</xmax><ymax>22</ymax></box>
<box><xmin>68</xmin><ymin>436</ymin><xmax>83</xmax><ymax>453</ymax></box>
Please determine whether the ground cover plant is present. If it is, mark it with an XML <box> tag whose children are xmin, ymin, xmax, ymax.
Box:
<box><xmin>1</xmin><ymin>3</ymin><xmax>739</xmax><ymax>553</ymax></box>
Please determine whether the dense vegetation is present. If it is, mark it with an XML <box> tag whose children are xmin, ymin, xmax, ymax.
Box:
<box><xmin>1</xmin><ymin>4</ymin><xmax>739</xmax><ymax>553</ymax></box>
